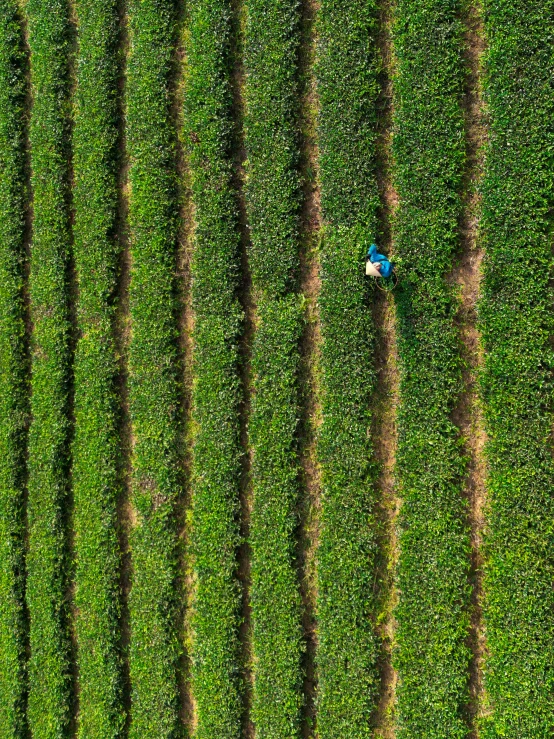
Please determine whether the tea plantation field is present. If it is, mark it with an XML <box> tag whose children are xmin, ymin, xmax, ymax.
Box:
<box><xmin>1</xmin><ymin>0</ymin><xmax>553</xmax><ymax>736</ymax></box>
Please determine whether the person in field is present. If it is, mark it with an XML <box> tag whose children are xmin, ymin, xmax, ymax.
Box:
<box><xmin>365</xmin><ymin>242</ymin><xmax>394</xmax><ymax>278</ymax></box>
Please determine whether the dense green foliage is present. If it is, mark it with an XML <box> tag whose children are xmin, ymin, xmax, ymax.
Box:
<box><xmin>185</xmin><ymin>0</ymin><xmax>244</xmax><ymax>735</ymax></box>
<box><xmin>25</xmin><ymin>0</ymin><xmax>74</xmax><ymax>732</ymax></box>
<box><xmin>125</xmin><ymin>0</ymin><xmax>181</xmax><ymax>734</ymax></box>
<box><xmin>7</xmin><ymin>0</ymin><xmax>554</xmax><ymax>734</ymax></box>
<box><xmin>315</xmin><ymin>1</ymin><xmax>380</xmax><ymax>735</ymax></box>
<box><xmin>243</xmin><ymin>0</ymin><xmax>304</xmax><ymax>735</ymax></box>
<box><xmin>72</xmin><ymin>0</ymin><xmax>124</xmax><ymax>733</ymax></box>
<box><xmin>479</xmin><ymin>2</ymin><xmax>554</xmax><ymax>735</ymax></box>
<box><xmin>248</xmin><ymin>298</ymin><xmax>303</xmax><ymax>739</ymax></box>
<box><xmin>392</xmin><ymin>1</ymin><xmax>471</xmax><ymax>736</ymax></box>
<box><xmin>0</xmin><ymin>3</ymin><xmax>28</xmax><ymax>737</ymax></box>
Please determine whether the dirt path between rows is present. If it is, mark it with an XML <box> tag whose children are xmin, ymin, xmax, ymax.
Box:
<box><xmin>114</xmin><ymin>0</ymin><xmax>133</xmax><ymax>731</ymax></box>
<box><xmin>450</xmin><ymin>1</ymin><xmax>488</xmax><ymax>734</ymax></box>
<box><xmin>371</xmin><ymin>0</ymin><xmax>400</xmax><ymax>735</ymax></box>
<box><xmin>17</xmin><ymin>3</ymin><xmax>34</xmax><ymax>734</ymax></box>
<box><xmin>229</xmin><ymin>1</ymin><xmax>256</xmax><ymax>734</ymax></box>
<box><xmin>65</xmin><ymin>0</ymin><xmax>80</xmax><ymax>731</ymax></box>
<box><xmin>297</xmin><ymin>0</ymin><xmax>322</xmax><ymax>735</ymax></box>
<box><xmin>173</xmin><ymin>1</ymin><xmax>195</xmax><ymax>731</ymax></box>
<box><xmin>371</xmin><ymin>292</ymin><xmax>399</xmax><ymax>739</ymax></box>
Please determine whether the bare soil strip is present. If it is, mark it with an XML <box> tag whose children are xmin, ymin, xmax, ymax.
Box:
<box><xmin>229</xmin><ymin>2</ymin><xmax>255</xmax><ymax>734</ymax></box>
<box><xmin>450</xmin><ymin>1</ymin><xmax>488</xmax><ymax>733</ymax></box>
<box><xmin>236</xmin><ymin>249</ymin><xmax>254</xmax><ymax>739</ymax></box>
<box><xmin>372</xmin><ymin>1</ymin><xmax>400</xmax><ymax>735</ymax></box>
<box><xmin>236</xmin><ymin>241</ymin><xmax>254</xmax><ymax>739</ymax></box>
<box><xmin>173</xmin><ymin>2</ymin><xmax>195</xmax><ymax>730</ymax></box>
<box><xmin>18</xmin><ymin>0</ymin><xmax>33</xmax><ymax>589</ymax></box>
<box><xmin>297</xmin><ymin>0</ymin><xmax>322</xmax><ymax>735</ymax></box>
<box><xmin>371</xmin><ymin>293</ymin><xmax>399</xmax><ymax>739</ymax></box>
<box><xmin>114</xmin><ymin>1</ymin><xmax>133</xmax><ymax>730</ymax></box>
<box><xmin>66</xmin><ymin>3</ymin><xmax>80</xmax><ymax>732</ymax></box>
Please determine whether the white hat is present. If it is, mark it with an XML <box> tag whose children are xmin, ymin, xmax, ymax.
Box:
<box><xmin>365</xmin><ymin>260</ymin><xmax>382</xmax><ymax>277</ymax></box>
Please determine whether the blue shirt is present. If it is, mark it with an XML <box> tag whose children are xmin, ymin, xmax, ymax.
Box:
<box><xmin>368</xmin><ymin>244</ymin><xmax>393</xmax><ymax>279</ymax></box>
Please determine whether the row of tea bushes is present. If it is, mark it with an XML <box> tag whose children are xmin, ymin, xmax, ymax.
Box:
<box><xmin>315</xmin><ymin>0</ymin><xmax>381</xmax><ymax>735</ymax></box>
<box><xmin>0</xmin><ymin>2</ymin><xmax>29</xmax><ymax>736</ymax></box>
<box><xmin>125</xmin><ymin>0</ymin><xmax>182</xmax><ymax>734</ymax></box>
<box><xmin>480</xmin><ymin>0</ymin><xmax>554</xmax><ymax>735</ymax></box>
<box><xmin>24</xmin><ymin>0</ymin><xmax>74</xmax><ymax>731</ymax></box>
<box><xmin>243</xmin><ymin>0</ymin><xmax>305</xmax><ymax>735</ymax></box>
<box><xmin>71</xmin><ymin>0</ymin><xmax>125</xmax><ymax>732</ymax></box>
<box><xmin>185</xmin><ymin>0</ymin><xmax>245</xmax><ymax>735</ymax></box>
<box><xmin>392</xmin><ymin>1</ymin><xmax>471</xmax><ymax>736</ymax></box>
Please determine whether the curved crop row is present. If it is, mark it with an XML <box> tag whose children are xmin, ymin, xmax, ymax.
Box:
<box><xmin>0</xmin><ymin>3</ymin><xmax>28</xmax><ymax>737</ymax></box>
<box><xmin>391</xmin><ymin>1</ymin><xmax>471</xmax><ymax>736</ymax></box>
<box><xmin>24</xmin><ymin>0</ymin><xmax>74</xmax><ymax>732</ymax></box>
<box><xmin>184</xmin><ymin>0</ymin><xmax>245</xmax><ymax>736</ymax></box>
<box><xmin>314</xmin><ymin>0</ymin><xmax>381</xmax><ymax>735</ymax></box>
<box><xmin>479</xmin><ymin>2</ymin><xmax>554</xmax><ymax>735</ymax></box>
<box><xmin>125</xmin><ymin>0</ymin><xmax>181</xmax><ymax>734</ymax></box>
<box><xmin>243</xmin><ymin>0</ymin><xmax>305</xmax><ymax>735</ymax></box>
<box><xmin>71</xmin><ymin>0</ymin><xmax>124</xmax><ymax>733</ymax></box>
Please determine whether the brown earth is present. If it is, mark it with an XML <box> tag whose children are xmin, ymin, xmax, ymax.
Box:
<box><xmin>173</xmin><ymin>4</ymin><xmax>195</xmax><ymax>732</ymax></box>
<box><xmin>297</xmin><ymin>0</ymin><xmax>322</xmax><ymax>735</ymax></box>
<box><xmin>66</xmin><ymin>0</ymin><xmax>81</xmax><ymax>731</ymax></box>
<box><xmin>114</xmin><ymin>0</ymin><xmax>133</xmax><ymax>731</ymax></box>
<box><xmin>16</xmin><ymin>0</ymin><xmax>33</xmax><ymax>695</ymax></box>
<box><xmin>371</xmin><ymin>0</ymin><xmax>400</xmax><ymax>735</ymax></box>
<box><xmin>449</xmin><ymin>0</ymin><xmax>489</xmax><ymax>734</ymax></box>
<box><xmin>229</xmin><ymin>1</ymin><xmax>256</xmax><ymax>735</ymax></box>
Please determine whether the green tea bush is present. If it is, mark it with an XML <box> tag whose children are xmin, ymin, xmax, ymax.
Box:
<box><xmin>71</xmin><ymin>0</ymin><xmax>124</xmax><ymax>733</ymax></box>
<box><xmin>392</xmin><ymin>1</ymin><xmax>471</xmax><ymax>736</ymax></box>
<box><xmin>243</xmin><ymin>0</ymin><xmax>305</xmax><ymax>734</ymax></box>
<box><xmin>24</xmin><ymin>0</ymin><xmax>74</xmax><ymax>732</ymax></box>
<box><xmin>185</xmin><ymin>0</ymin><xmax>245</xmax><ymax>735</ymax></box>
<box><xmin>125</xmin><ymin>0</ymin><xmax>181</xmax><ymax>734</ymax></box>
<box><xmin>248</xmin><ymin>297</ymin><xmax>304</xmax><ymax>739</ymax></box>
<box><xmin>315</xmin><ymin>0</ymin><xmax>381</xmax><ymax>735</ymax></box>
<box><xmin>0</xmin><ymin>2</ymin><xmax>28</xmax><ymax>737</ymax></box>
<box><xmin>480</xmin><ymin>2</ymin><xmax>554</xmax><ymax>735</ymax></box>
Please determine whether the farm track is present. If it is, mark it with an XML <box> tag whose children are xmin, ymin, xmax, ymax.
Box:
<box><xmin>297</xmin><ymin>0</ymin><xmax>321</xmax><ymax>731</ymax></box>
<box><xmin>451</xmin><ymin>0</ymin><xmax>488</xmax><ymax>732</ymax></box>
<box><xmin>66</xmin><ymin>3</ymin><xmax>79</xmax><ymax>732</ymax></box>
<box><xmin>371</xmin><ymin>290</ymin><xmax>400</xmax><ymax>739</ymax></box>
<box><xmin>229</xmin><ymin>1</ymin><xmax>255</xmax><ymax>734</ymax></box>
<box><xmin>174</xmin><ymin>7</ymin><xmax>194</xmax><ymax>733</ymax></box>
<box><xmin>372</xmin><ymin>0</ymin><xmax>400</xmax><ymax>733</ymax></box>
<box><xmin>113</xmin><ymin>0</ymin><xmax>132</xmax><ymax>729</ymax></box>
